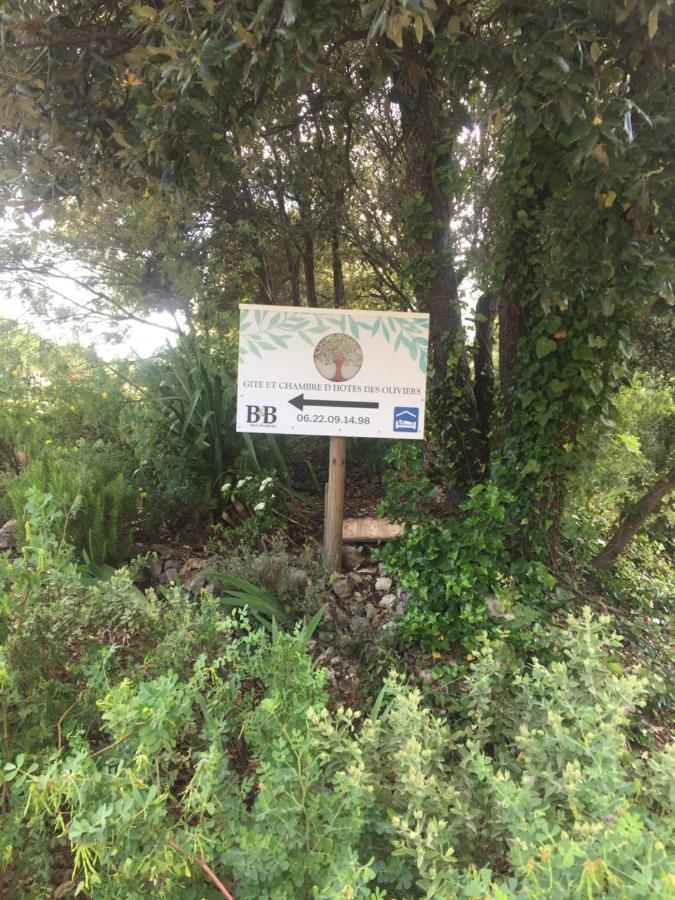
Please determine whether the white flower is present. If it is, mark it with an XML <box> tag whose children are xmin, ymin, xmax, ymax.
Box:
<box><xmin>254</xmin><ymin>501</ymin><xmax>266</xmax><ymax>512</ymax></box>
<box><xmin>259</xmin><ymin>476</ymin><xmax>273</xmax><ymax>491</ymax></box>
<box><xmin>221</xmin><ymin>482</ymin><xmax>231</xmax><ymax>493</ymax></box>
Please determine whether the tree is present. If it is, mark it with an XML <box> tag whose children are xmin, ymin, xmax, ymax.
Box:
<box><xmin>1</xmin><ymin>0</ymin><xmax>672</xmax><ymax>560</ymax></box>
<box><xmin>314</xmin><ymin>333</ymin><xmax>363</xmax><ymax>382</ymax></box>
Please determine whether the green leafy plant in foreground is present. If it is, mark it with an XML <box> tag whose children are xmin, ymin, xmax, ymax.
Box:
<box><xmin>1</xmin><ymin>537</ymin><xmax>672</xmax><ymax>900</ymax></box>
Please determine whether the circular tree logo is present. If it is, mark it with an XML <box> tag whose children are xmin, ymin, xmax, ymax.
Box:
<box><xmin>314</xmin><ymin>333</ymin><xmax>363</xmax><ymax>383</ymax></box>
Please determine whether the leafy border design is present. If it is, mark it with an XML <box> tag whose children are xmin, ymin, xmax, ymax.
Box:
<box><xmin>239</xmin><ymin>308</ymin><xmax>428</xmax><ymax>373</ymax></box>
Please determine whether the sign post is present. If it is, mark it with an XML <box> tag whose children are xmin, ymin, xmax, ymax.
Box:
<box><xmin>323</xmin><ymin>436</ymin><xmax>347</xmax><ymax>570</ymax></box>
<box><xmin>236</xmin><ymin>305</ymin><xmax>429</xmax><ymax>570</ymax></box>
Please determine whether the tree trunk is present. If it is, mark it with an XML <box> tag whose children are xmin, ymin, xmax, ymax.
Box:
<box><xmin>331</xmin><ymin>231</ymin><xmax>345</xmax><ymax>307</ymax></box>
<box><xmin>395</xmin><ymin>34</ymin><xmax>484</xmax><ymax>483</ymax></box>
<box><xmin>474</xmin><ymin>292</ymin><xmax>496</xmax><ymax>465</ymax></box>
<box><xmin>498</xmin><ymin>280</ymin><xmax>526</xmax><ymax>400</ymax></box>
<box><xmin>593</xmin><ymin>467</ymin><xmax>675</xmax><ymax>569</ymax></box>
<box><xmin>303</xmin><ymin>232</ymin><xmax>317</xmax><ymax>306</ymax></box>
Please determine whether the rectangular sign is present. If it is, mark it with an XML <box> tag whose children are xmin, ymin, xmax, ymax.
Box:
<box><xmin>236</xmin><ymin>305</ymin><xmax>429</xmax><ymax>439</ymax></box>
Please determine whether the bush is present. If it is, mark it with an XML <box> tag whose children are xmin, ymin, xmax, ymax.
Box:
<box><xmin>1</xmin><ymin>520</ymin><xmax>672</xmax><ymax>900</ymax></box>
<box><xmin>7</xmin><ymin>443</ymin><xmax>136</xmax><ymax>564</ymax></box>
<box><xmin>122</xmin><ymin>337</ymin><xmax>291</xmax><ymax>528</ymax></box>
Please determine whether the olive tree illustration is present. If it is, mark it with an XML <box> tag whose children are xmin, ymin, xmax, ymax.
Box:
<box><xmin>314</xmin><ymin>333</ymin><xmax>363</xmax><ymax>382</ymax></box>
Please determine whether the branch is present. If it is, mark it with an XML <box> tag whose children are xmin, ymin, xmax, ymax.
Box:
<box><xmin>592</xmin><ymin>467</ymin><xmax>675</xmax><ymax>569</ymax></box>
<box><xmin>166</xmin><ymin>838</ymin><xmax>234</xmax><ymax>900</ymax></box>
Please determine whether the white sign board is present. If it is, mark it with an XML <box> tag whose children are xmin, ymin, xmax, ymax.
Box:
<box><xmin>236</xmin><ymin>305</ymin><xmax>429</xmax><ymax>440</ymax></box>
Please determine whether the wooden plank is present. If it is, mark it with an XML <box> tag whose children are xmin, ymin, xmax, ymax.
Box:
<box><xmin>342</xmin><ymin>516</ymin><xmax>404</xmax><ymax>543</ymax></box>
<box><xmin>322</xmin><ymin>436</ymin><xmax>347</xmax><ymax>571</ymax></box>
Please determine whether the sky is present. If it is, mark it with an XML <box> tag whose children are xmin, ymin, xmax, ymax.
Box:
<box><xmin>1</xmin><ymin>292</ymin><xmax>178</xmax><ymax>361</ymax></box>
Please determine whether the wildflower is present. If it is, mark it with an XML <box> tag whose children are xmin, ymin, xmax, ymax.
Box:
<box><xmin>221</xmin><ymin>482</ymin><xmax>231</xmax><ymax>494</ymax></box>
<box><xmin>101</xmin><ymin>390</ymin><xmax>109</xmax><ymax>399</ymax></box>
<box><xmin>69</xmin><ymin>404</ymin><xmax>76</xmax><ymax>412</ymax></box>
<box><xmin>603</xmin><ymin>815</ymin><xmax>615</xmax><ymax>825</ymax></box>
<box><xmin>593</xmin><ymin>114</ymin><xmax>603</xmax><ymax>126</ymax></box>
<box><xmin>10</xmin><ymin>369</ymin><xmax>18</xmax><ymax>377</ymax></box>
<box><xmin>254</xmin><ymin>501</ymin><xmax>266</xmax><ymax>512</ymax></box>
<box><xmin>525</xmin><ymin>775</ymin><xmax>535</xmax><ymax>784</ymax></box>
<box><xmin>44</xmin><ymin>439</ymin><xmax>53</xmax><ymax>445</ymax></box>
<box><xmin>259</xmin><ymin>477</ymin><xmax>273</xmax><ymax>490</ymax></box>
<box><xmin>139</xmin><ymin>490</ymin><xmax>148</xmax><ymax>498</ymax></box>
<box><xmin>622</xmin><ymin>705</ymin><xmax>634</xmax><ymax>714</ymax></box>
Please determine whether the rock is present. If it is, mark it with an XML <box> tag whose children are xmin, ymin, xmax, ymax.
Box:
<box><xmin>365</xmin><ymin>602</ymin><xmax>378</xmax><ymax>621</ymax></box>
<box><xmin>375</xmin><ymin>576</ymin><xmax>393</xmax><ymax>593</ymax></box>
<box><xmin>332</xmin><ymin>577</ymin><xmax>354</xmax><ymax>600</ymax></box>
<box><xmin>150</xmin><ymin>542</ymin><xmax>176</xmax><ymax>557</ymax></box>
<box><xmin>374</xmin><ymin>621</ymin><xmax>397</xmax><ymax>647</ymax></box>
<box><xmin>349</xmin><ymin>615</ymin><xmax>369</xmax><ymax>635</ymax></box>
<box><xmin>162</xmin><ymin>559</ymin><xmax>181</xmax><ymax>572</ymax></box>
<box><xmin>342</xmin><ymin>545</ymin><xmax>367</xmax><ymax>570</ymax></box>
<box><xmin>378</xmin><ymin>593</ymin><xmax>398</xmax><ymax>611</ymax></box>
<box><xmin>149</xmin><ymin>557</ymin><xmax>163</xmax><ymax>580</ymax></box>
<box><xmin>163</xmin><ymin>567</ymin><xmax>180</xmax><ymax>585</ymax></box>
<box><xmin>287</xmin><ymin>568</ymin><xmax>308</xmax><ymax>590</ymax></box>
<box><xmin>0</xmin><ymin>533</ymin><xmax>14</xmax><ymax>550</ymax></box>
<box><xmin>356</xmin><ymin>564</ymin><xmax>378</xmax><ymax>575</ymax></box>
<box><xmin>187</xmin><ymin>574</ymin><xmax>207</xmax><ymax>594</ymax></box>
<box><xmin>0</xmin><ymin>519</ymin><xmax>17</xmax><ymax>534</ymax></box>
<box><xmin>485</xmin><ymin>594</ymin><xmax>516</xmax><ymax>621</ymax></box>
<box><xmin>378</xmin><ymin>563</ymin><xmax>388</xmax><ymax>575</ymax></box>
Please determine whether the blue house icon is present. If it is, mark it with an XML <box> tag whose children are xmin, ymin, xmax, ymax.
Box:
<box><xmin>393</xmin><ymin>406</ymin><xmax>419</xmax><ymax>433</ymax></box>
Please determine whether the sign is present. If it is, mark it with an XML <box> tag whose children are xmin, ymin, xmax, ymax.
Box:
<box><xmin>236</xmin><ymin>305</ymin><xmax>429</xmax><ymax>440</ymax></box>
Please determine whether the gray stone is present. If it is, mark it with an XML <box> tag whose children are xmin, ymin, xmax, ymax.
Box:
<box><xmin>287</xmin><ymin>568</ymin><xmax>308</xmax><ymax>590</ymax></box>
<box><xmin>187</xmin><ymin>574</ymin><xmax>207</xmax><ymax>594</ymax></box>
<box><xmin>332</xmin><ymin>577</ymin><xmax>354</xmax><ymax>600</ymax></box>
<box><xmin>379</xmin><ymin>593</ymin><xmax>398</xmax><ymax>611</ymax></box>
<box><xmin>0</xmin><ymin>519</ymin><xmax>17</xmax><ymax>534</ymax></box>
<box><xmin>365</xmin><ymin>602</ymin><xmax>378</xmax><ymax>621</ymax></box>
<box><xmin>163</xmin><ymin>559</ymin><xmax>181</xmax><ymax>572</ymax></box>
<box><xmin>375</xmin><ymin>576</ymin><xmax>393</xmax><ymax>592</ymax></box>
<box><xmin>485</xmin><ymin>594</ymin><xmax>516</xmax><ymax>621</ymax></box>
<box><xmin>374</xmin><ymin>621</ymin><xmax>397</xmax><ymax>647</ymax></box>
<box><xmin>163</xmin><ymin>567</ymin><xmax>180</xmax><ymax>585</ymax></box>
<box><xmin>0</xmin><ymin>533</ymin><xmax>14</xmax><ymax>550</ymax></box>
<box><xmin>349</xmin><ymin>615</ymin><xmax>369</xmax><ymax>635</ymax></box>
<box><xmin>342</xmin><ymin>545</ymin><xmax>367</xmax><ymax>570</ymax></box>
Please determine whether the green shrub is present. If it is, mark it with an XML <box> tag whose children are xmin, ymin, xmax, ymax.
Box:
<box><xmin>8</xmin><ymin>443</ymin><xmax>136</xmax><ymax>564</ymax></box>
<box><xmin>2</xmin><ymin>541</ymin><xmax>672</xmax><ymax>900</ymax></box>
<box><xmin>381</xmin><ymin>481</ymin><xmax>558</xmax><ymax>650</ymax></box>
<box><xmin>122</xmin><ymin>337</ymin><xmax>291</xmax><ymax>527</ymax></box>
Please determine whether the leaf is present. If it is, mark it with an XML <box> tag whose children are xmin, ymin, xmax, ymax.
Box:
<box><xmin>604</xmin><ymin>190</ymin><xmax>617</xmax><ymax>207</ymax></box>
<box><xmin>132</xmin><ymin>4</ymin><xmax>157</xmax><ymax>20</ymax></box>
<box><xmin>648</xmin><ymin>5</ymin><xmax>659</xmax><ymax>38</ymax></box>
<box><xmin>591</xmin><ymin>144</ymin><xmax>610</xmax><ymax>168</ymax></box>
<box><xmin>536</xmin><ymin>337</ymin><xmax>557</xmax><ymax>359</ymax></box>
<box><xmin>447</xmin><ymin>15</ymin><xmax>461</xmax><ymax>34</ymax></box>
<box><xmin>233</xmin><ymin>22</ymin><xmax>256</xmax><ymax>49</ymax></box>
<box><xmin>415</xmin><ymin>15</ymin><xmax>423</xmax><ymax>43</ymax></box>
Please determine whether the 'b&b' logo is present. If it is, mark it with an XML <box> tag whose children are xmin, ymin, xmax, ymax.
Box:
<box><xmin>246</xmin><ymin>405</ymin><xmax>277</xmax><ymax>425</ymax></box>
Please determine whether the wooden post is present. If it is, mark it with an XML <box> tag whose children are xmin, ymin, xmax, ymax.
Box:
<box><xmin>323</xmin><ymin>436</ymin><xmax>347</xmax><ymax>571</ymax></box>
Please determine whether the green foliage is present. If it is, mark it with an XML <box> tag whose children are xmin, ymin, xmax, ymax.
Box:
<box><xmin>382</xmin><ymin>480</ymin><xmax>557</xmax><ymax>650</ymax></box>
<box><xmin>214</xmin><ymin>474</ymin><xmax>278</xmax><ymax>546</ymax></box>
<box><xmin>0</xmin><ymin>320</ymin><xmax>126</xmax><ymax>468</ymax></box>
<box><xmin>2</xmin><ymin>540</ymin><xmax>672</xmax><ymax>900</ymax></box>
<box><xmin>8</xmin><ymin>445</ymin><xmax>136</xmax><ymax>564</ymax></box>
<box><xmin>124</xmin><ymin>338</ymin><xmax>290</xmax><ymax>526</ymax></box>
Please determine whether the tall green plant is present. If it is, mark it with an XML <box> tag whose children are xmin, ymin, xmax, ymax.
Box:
<box><xmin>158</xmin><ymin>338</ymin><xmax>289</xmax><ymax>497</ymax></box>
<box><xmin>8</xmin><ymin>446</ymin><xmax>135</xmax><ymax>564</ymax></box>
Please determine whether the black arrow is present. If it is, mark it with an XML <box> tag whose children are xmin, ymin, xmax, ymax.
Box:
<box><xmin>289</xmin><ymin>393</ymin><xmax>379</xmax><ymax>411</ymax></box>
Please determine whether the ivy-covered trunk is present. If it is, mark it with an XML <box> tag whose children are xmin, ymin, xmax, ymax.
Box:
<box><xmin>396</xmin><ymin>35</ymin><xmax>484</xmax><ymax>486</ymax></box>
